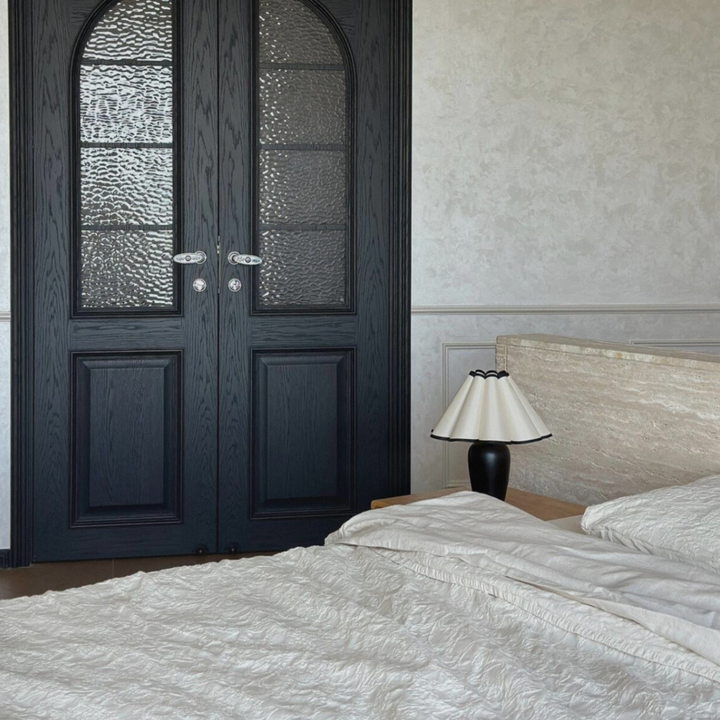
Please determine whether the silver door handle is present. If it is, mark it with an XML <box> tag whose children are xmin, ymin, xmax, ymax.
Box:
<box><xmin>173</xmin><ymin>251</ymin><xmax>207</xmax><ymax>265</ymax></box>
<box><xmin>228</xmin><ymin>252</ymin><xmax>262</xmax><ymax>266</ymax></box>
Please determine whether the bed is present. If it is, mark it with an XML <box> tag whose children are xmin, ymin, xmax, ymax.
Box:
<box><xmin>2</xmin><ymin>336</ymin><xmax>720</xmax><ymax>719</ymax></box>
<box><xmin>2</xmin><ymin>492</ymin><xmax>720</xmax><ymax>718</ymax></box>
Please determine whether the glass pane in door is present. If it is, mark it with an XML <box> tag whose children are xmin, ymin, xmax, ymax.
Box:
<box><xmin>256</xmin><ymin>0</ymin><xmax>351</xmax><ymax>310</ymax></box>
<box><xmin>77</xmin><ymin>0</ymin><xmax>176</xmax><ymax>310</ymax></box>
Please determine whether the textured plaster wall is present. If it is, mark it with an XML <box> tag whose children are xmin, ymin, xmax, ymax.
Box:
<box><xmin>412</xmin><ymin>0</ymin><xmax>720</xmax><ymax>492</ymax></box>
<box><xmin>413</xmin><ymin>0</ymin><xmax>720</xmax><ymax>307</ymax></box>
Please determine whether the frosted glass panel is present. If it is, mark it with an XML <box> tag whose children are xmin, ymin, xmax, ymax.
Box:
<box><xmin>260</xmin><ymin>70</ymin><xmax>345</xmax><ymax>145</ymax></box>
<box><xmin>83</xmin><ymin>0</ymin><xmax>173</xmax><ymax>63</ymax></box>
<box><xmin>81</xmin><ymin>148</ymin><xmax>173</xmax><ymax>226</ymax></box>
<box><xmin>81</xmin><ymin>230</ymin><xmax>174</xmax><ymax>309</ymax></box>
<box><xmin>259</xmin><ymin>0</ymin><xmax>342</xmax><ymax>65</ymax></box>
<box><xmin>80</xmin><ymin>66</ymin><xmax>173</xmax><ymax>144</ymax></box>
<box><xmin>79</xmin><ymin>0</ymin><xmax>176</xmax><ymax>311</ymax></box>
<box><xmin>257</xmin><ymin>0</ymin><xmax>349</xmax><ymax>309</ymax></box>
<box><xmin>260</xmin><ymin>150</ymin><xmax>345</xmax><ymax>225</ymax></box>
<box><xmin>258</xmin><ymin>230</ymin><xmax>346</xmax><ymax>307</ymax></box>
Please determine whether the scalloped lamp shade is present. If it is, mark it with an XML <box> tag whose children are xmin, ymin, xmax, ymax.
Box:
<box><xmin>432</xmin><ymin>370</ymin><xmax>551</xmax><ymax>445</ymax></box>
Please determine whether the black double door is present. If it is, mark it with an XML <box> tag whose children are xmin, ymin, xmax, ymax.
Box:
<box><xmin>29</xmin><ymin>0</ymin><xmax>404</xmax><ymax>561</ymax></box>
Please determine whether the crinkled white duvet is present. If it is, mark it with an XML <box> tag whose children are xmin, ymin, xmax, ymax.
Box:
<box><xmin>2</xmin><ymin>493</ymin><xmax>720</xmax><ymax>719</ymax></box>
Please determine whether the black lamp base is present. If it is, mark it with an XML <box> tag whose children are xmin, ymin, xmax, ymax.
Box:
<box><xmin>468</xmin><ymin>442</ymin><xmax>511</xmax><ymax>500</ymax></box>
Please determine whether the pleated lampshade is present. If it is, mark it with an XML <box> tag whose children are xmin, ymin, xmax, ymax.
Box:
<box><xmin>431</xmin><ymin>370</ymin><xmax>551</xmax><ymax>444</ymax></box>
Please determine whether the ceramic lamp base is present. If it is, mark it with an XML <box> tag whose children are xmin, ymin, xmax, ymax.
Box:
<box><xmin>468</xmin><ymin>441</ymin><xmax>511</xmax><ymax>500</ymax></box>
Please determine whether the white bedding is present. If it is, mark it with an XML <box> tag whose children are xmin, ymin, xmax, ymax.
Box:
<box><xmin>546</xmin><ymin>514</ymin><xmax>584</xmax><ymax>533</ymax></box>
<box><xmin>581</xmin><ymin>474</ymin><xmax>720</xmax><ymax>575</ymax></box>
<box><xmin>2</xmin><ymin>492</ymin><xmax>720</xmax><ymax>719</ymax></box>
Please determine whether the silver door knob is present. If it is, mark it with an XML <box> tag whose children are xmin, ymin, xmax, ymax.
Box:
<box><xmin>173</xmin><ymin>251</ymin><xmax>207</xmax><ymax>265</ymax></box>
<box><xmin>193</xmin><ymin>278</ymin><xmax>207</xmax><ymax>293</ymax></box>
<box><xmin>228</xmin><ymin>252</ymin><xmax>262</xmax><ymax>266</ymax></box>
<box><xmin>228</xmin><ymin>278</ymin><xmax>242</xmax><ymax>293</ymax></box>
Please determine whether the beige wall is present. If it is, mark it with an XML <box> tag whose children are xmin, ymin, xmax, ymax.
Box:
<box><xmin>412</xmin><ymin>0</ymin><xmax>720</xmax><ymax>491</ymax></box>
<box><xmin>413</xmin><ymin>0</ymin><xmax>720</xmax><ymax>308</ymax></box>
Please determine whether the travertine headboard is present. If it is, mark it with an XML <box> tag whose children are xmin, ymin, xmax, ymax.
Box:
<box><xmin>496</xmin><ymin>335</ymin><xmax>720</xmax><ymax>506</ymax></box>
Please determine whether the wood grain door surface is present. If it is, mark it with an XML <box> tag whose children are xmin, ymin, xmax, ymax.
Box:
<box><xmin>30</xmin><ymin>0</ymin><xmax>401</xmax><ymax>561</ymax></box>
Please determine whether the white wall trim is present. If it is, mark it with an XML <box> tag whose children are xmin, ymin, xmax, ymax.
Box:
<box><xmin>0</xmin><ymin>312</ymin><xmax>9</xmax><ymax>322</ymax></box>
<box><xmin>440</xmin><ymin>341</ymin><xmax>496</xmax><ymax>488</ymax></box>
<box><xmin>412</xmin><ymin>304</ymin><xmax>720</xmax><ymax>316</ymax></box>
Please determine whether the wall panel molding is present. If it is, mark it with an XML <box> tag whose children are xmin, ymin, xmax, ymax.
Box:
<box><xmin>413</xmin><ymin>304</ymin><xmax>720</xmax><ymax>316</ymax></box>
<box><xmin>412</xmin><ymin>311</ymin><xmax>720</xmax><ymax>494</ymax></box>
<box><xmin>440</xmin><ymin>341</ymin><xmax>496</xmax><ymax>488</ymax></box>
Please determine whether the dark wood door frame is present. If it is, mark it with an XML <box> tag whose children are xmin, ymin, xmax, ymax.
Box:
<box><xmin>7</xmin><ymin>0</ymin><xmax>411</xmax><ymax>568</ymax></box>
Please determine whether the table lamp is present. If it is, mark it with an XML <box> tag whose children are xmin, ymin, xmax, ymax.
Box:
<box><xmin>431</xmin><ymin>370</ymin><xmax>551</xmax><ymax>500</ymax></box>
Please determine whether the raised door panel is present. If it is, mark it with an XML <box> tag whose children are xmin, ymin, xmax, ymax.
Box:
<box><xmin>252</xmin><ymin>350</ymin><xmax>353</xmax><ymax>516</ymax></box>
<box><xmin>73</xmin><ymin>353</ymin><xmax>181</xmax><ymax>526</ymax></box>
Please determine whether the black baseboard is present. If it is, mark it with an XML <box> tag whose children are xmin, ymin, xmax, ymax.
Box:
<box><xmin>0</xmin><ymin>550</ymin><xmax>10</xmax><ymax>569</ymax></box>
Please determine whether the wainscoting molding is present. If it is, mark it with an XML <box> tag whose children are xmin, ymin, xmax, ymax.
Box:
<box><xmin>413</xmin><ymin>304</ymin><xmax>720</xmax><ymax>315</ymax></box>
<box><xmin>412</xmin><ymin>303</ymin><xmax>720</xmax><ymax>494</ymax></box>
<box><xmin>0</xmin><ymin>312</ymin><xmax>10</xmax><ymax>322</ymax></box>
<box><xmin>427</xmin><ymin>331</ymin><xmax>720</xmax><ymax>490</ymax></box>
<box><xmin>441</xmin><ymin>341</ymin><xmax>496</xmax><ymax>488</ymax></box>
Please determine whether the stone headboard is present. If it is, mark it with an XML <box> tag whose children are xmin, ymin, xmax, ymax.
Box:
<box><xmin>496</xmin><ymin>335</ymin><xmax>720</xmax><ymax>506</ymax></box>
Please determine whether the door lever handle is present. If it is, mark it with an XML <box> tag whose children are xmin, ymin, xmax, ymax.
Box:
<box><xmin>173</xmin><ymin>251</ymin><xmax>207</xmax><ymax>265</ymax></box>
<box><xmin>228</xmin><ymin>252</ymin><xmax>262</xmax><ymax>266</ymax></box>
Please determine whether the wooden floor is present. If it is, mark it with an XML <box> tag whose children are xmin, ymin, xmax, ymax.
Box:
<box><xmin>0</xmin><ymin>553</ymin><xmax>270</xmax><ymax>601</ymax></box>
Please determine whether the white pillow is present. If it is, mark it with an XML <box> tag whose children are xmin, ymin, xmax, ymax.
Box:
<box><xmin>581</xmin><ymin>475</ymin><xmax>720</xmax><ymax>575</ymax></box>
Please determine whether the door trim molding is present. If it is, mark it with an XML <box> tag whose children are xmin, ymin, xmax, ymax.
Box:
<box><xmin>388</xmin><ymin>0</ymin><xmax>412</xmax><ymax>498</ymax></box>
<box><xmin>7</xmin><ymin>0</ymin><xmax>412</xmax><ymax>566</ymax></box>
<box><xmin>9</xmin><ymin>0</ymin><xmax>34</xmax><ymax>568</ymax></box>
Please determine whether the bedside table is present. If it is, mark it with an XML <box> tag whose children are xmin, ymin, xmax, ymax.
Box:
<box><xmin>371</xmin><ymin>487</ymin><xmax>586</xmax><ymax>522</ymax></box>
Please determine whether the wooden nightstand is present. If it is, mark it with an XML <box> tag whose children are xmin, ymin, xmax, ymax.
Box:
<box><xmin>371</xmin><ymin>487</ymin><xmax>586</xmax><ymax>522</ymax></box>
